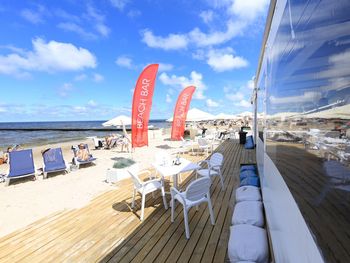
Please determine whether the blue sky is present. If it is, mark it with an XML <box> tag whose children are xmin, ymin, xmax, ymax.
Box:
<box><xmin>0</xmin><ymin>0</ymin><xmax>269</xmax><ymax>122</ymax></box>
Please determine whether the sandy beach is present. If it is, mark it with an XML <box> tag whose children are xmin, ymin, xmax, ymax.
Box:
<box><xmin>0</xmin><ymin>130</ymin><xmax>185</xmax><ymax>237</ymax></box>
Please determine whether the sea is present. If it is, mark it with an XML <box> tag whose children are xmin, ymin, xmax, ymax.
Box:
<box><xmin>0</xmin><ymin>120</ymin><xmax>170</xmax><ymax>149</ymax></box>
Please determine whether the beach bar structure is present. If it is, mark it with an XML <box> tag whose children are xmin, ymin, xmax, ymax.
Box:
<box><xmin>1</xmin><ymin>0</ymin><xmax>350</xmax><ymax>262</ymax></box>
<box><xmin>252</xmin><ymin>0</ymin><xmax>350</xmax><ymax>262</ymax></box>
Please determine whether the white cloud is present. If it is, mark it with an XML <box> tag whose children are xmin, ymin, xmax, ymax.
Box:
<box><xmin>189</xmin><ymin>20</ymin><xmax>246</xmax><ymax>47</ymax></box>
<box><xmin>58</xmin><ymin>83</ymin><xmax>73</xmax><ymax>97</ymax></box>
<box><xmin>159</xmin><ymin>71</ymin><xmax>206</xmax><ymax>99</ymax></box>
<box><xmin>20</xmin><ymin>5</ymin><xmax>46</xmax><ymax>24</ymax></box>
<box><xmin>270</xmin><ymin>91</ymin><xmax>321</xmax><ymax>105</ymax></box>
<box><xmin>139</xmin><ymin>0</ymin><xmax>269</xmax><ymax>52</ymax></box>
<box><xmin>158</xmin><ymin>63</ymin><xmax>174</xmax><ymax>72</ymax></box>
<box><xmin>235</xmin><ymin>99</ymin><xmax>251</xmax><ymax>108</ymax></box>
<box><xmin>141</xmin><ymin>29</ymin><xmax>188</xmax><ymax>50</ymax></box>
<box><xmin>74</xmin><ymin>73</ymin><xmax>87</xmax><ymax>81</ymax></box>
<box><xmin>109</xmin><ymin>0</ymin><xmax>129</xmax><ymax>11</ymax></box>
<box><xmin>141</xmin><ymin>20</ymin><xmax>245</xmax><ymax>51</ymax></box>
<box><xmin>95</xmin><ymin>23</ymin><xmax>110</xmax><ymax>37</ymax></box>
<box><xmin>226</xmin><ymin>91</ymin><xmax>244</xmax><ymax>102</ymax></box>
<box><xmin>207</xmin><ymin>48</ymin><xmax>248</xmax><ymax>72</ymax></box>
<box><xmin>229</xmin><ymin>0</ymin><xmax>269</xmax><ymax>21</ymax></box>
<box><xmin>86</xmin><ymin>5</ymin><xmax>110</xmax><ymax>38</ymax></box>
<box><xmin>93</xmin><ymin>73</ymin><xmax>104</xmax><ymax>82</ymax></box>
<box><xmin>127</xmin><ymin>10</ymin><xmax>141</xmax><ymax>18</ymax></box>
<box><xmin>57</xmin><ymin>22</ymin><xmax>97</xmax><ymax>40</ymax></box>
<box><xmin>116</xmin><ymin>56</ymin><xmax>134</xmax><ymax>69</ymax></box>
<box><xmin>56</xmin><ymin>5</ymin><xmax>110</xmax><ymax>39</ymax></box>
<box><xmin>199</xmin><ymin>10</ymin><xmax>214</xmax><ymax>24</ymax></box>
<box><xmin>54</xmin><ymin>9</ymin><xmax>80</xmax><ymax>23</ymax></box>
<box><xmin>224</xmin><ymin>77</ymin><xmax>255</xmax><ymax>108</ymax></box>
<box><xmin>206</xmin><ymin>99</ymin><xmax>219</xmax><ymax>107</ymax></box>
<box><xmin>88</xmin><ymin>100</ymin><xmax>97</xmax><ymax>107</ymax></box>
<box><xmin>73</xmin><ymin>106</ymin><xmax>87</xmax><ymax>113</ymax></box>
<box><xmin>0</xmin><ymin>38</ymin><xmax>96</xmax><ymax>77</ymax></box>
<box><xmin>166</xmin><ymin>94</ymin><xmax>172</xmax><ymax>103</ymax></box>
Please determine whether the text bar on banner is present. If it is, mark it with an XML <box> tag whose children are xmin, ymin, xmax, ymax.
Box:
<box><xmin>171</xmin><ymin>86</ymin><xmax>196</xmax><ymax>140</ymax></box>
<box><xmin>131</xmin><ymin>64</ymin><xmax>159</xmax><ymax>148</ymax></box>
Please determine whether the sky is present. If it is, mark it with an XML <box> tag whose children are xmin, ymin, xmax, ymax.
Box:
<box><xmin>0</xmin><ymin>0</ymin><xmax>269</xmax><ymax>122</ymax></box>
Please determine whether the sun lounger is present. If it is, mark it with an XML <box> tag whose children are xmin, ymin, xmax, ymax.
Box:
<box><xmin>5</xmin><ymin>149</ymin><xmax>36</xmax><ymax>186</ymax></box>
<box><xmin>72</xmin><ymin>144</ymin><xmax>97</xmax><ymax>168</ymax></box>
<box><xmin>42</xmin><ymin>148</ymin><xmax>68</xmax><ymax>179</ymax></box>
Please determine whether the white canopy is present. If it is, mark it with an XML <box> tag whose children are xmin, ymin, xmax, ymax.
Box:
<box><xmin>236</xmin><ymin>111</ymin><xmax>253</xmax><ymax>117</ymax></box>
<box><xmin>167</xmin><ymin>108</ymin><xmax>216</xmax><ymax>122</ymax></box>
<box><xmin>215</xmin><ymin>113</ymin><xmax>236</xmax><ymax>120</ymax></box>
<box><xmin>102</xmin><ymin>115</ymin><xmax>131</xmax><ymax>127</ymax></box>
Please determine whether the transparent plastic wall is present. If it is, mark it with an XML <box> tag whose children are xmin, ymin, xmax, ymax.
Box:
<box><xmin>260</xmin><ymin>0</ymin><xmax>350</xmax><ymax>262</ymax></box>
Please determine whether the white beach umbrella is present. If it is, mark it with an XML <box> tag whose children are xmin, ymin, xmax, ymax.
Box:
<box><xmin>237</xmin><ymin>111</ymin><xmax>253</xmax><ymax>117</ymax></box>
<box><xmin>167</xmin><ymin>108</ymin><xmax>215</xmax><ymax>122</ymax></box>
<box><xmin>215</xmin><ymin>113</ymin><xmax>236</xmax><ymax>120</ymax></box>
<box><xmin>102</xmin><ymin>115</ymin><xmax>132</xmax><ymax>127</ymax></box>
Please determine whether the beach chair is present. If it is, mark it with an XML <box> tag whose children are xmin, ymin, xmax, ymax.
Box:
<box><xmin>197</xmin><ymin>138</ymin><xmax>211</xmax><ymax>156</ymax></box>
<box><xmin>5</xmin><ymin>149</ymin><xmax>36</xmax><ymax>186</ymax></box>
<box><xmin>92</xmin><ymin>137</ymin><xmax>104</xmax><ymax>149</ymax></box>
<box><xmin>197</xmin><ymin>152</ymin><xmax>224</xmax><ymax>190</ymax></box>
<box><xmin>171</xmin><ymin>177</ymin><xmax>215</xmax><ymax>239</ymax></box>
<box><xmin>128</xmin><ymin>164</ymin><xmax>168</xmax><ymax>221</ymax></box>
<box><xmin>42</xmin><ymin>148</ymin><xmax>68</xmax><ymax>179</ymax></box>
<box><xmin>72</xmin><ymin>144</ymin><xmax>97</xmax><ymax>168</ymax></box>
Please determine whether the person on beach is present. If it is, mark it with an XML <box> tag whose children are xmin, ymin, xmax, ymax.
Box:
<box><xmin>218</xmin><ymin>124</ymin><xmax>233</xmax><ymax>139</ymax></box>
<box><xmin>105</xmin><ymin>134</ymin><xmax>119</xmax><ymax>149</ymax></box>
<box><xmin>3</xmin><ymin>146</ymin><xmax>13</xmax><ymax>163</ymax></box>
<box><xmin>77</xmin><ymin>143</ymin><xmax>90</xmax><ymax>161</ymax></box>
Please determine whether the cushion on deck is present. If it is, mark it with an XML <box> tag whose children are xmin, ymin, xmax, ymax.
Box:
<box><xmin>232</xmin><ymin>201</ymin><xmax>264</xmax><ymax>227</ymax></box>
<box><xmin>240</xmin><ymin>165</ymin><xmax>257</xmax><ymax>172</ymax></box>
<box><xmin>239</xmin><ymin>170</ymin><xmax>258</xmax><ymax>181</ymax></box>
<box><xmin>228</xmin><ymin>224</ymin><xmax>269</xmax><ymax>263</ymax></box>
<box><xmin>236</xmin><ymin>186</ymin><xmax>261</xmax><ymax>202</ymax></box>
<box><xmin>244</xmin><ymin>136</ymin><xmax>255</xmax><ymax>149</ymax></box>
<box><xmin>240</xmin><ymin>176</ymin><xmax>260</xmax><ymax>187</ymax></box>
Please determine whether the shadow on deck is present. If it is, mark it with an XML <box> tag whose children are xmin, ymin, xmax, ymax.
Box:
<box><xmin>0</xmin><ymin>140</ymin><xmax>256</xmax><ymax>263</ymax></box>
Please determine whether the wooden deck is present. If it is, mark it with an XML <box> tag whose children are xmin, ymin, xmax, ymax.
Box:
<box><xmin>0</xmin><ymin>140</ymin><xmax>256</xmax><ymax>263</ymax></box>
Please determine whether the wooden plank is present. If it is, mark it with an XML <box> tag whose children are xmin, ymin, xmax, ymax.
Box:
<box><xmin>0</xmin><ymin>140</ymin><xmax>247</xmax><ymax>263</ymax></box>
<box><xmin>174</xmin><ymin>142</ymin><xmax>239</xmax><ymax>263</ymax></box>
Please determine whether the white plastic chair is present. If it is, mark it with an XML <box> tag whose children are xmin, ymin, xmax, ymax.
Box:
<box><xmin>170</xmin><ymin>177</ymin><xmax>215</xmax><ymax>239</ymax></box>
<box><xmin>178</xmin><ymin>137</ymin><xmax>192</xmax><ymax>155</ymax></box>
<box><xmin>128</xmin><ymin>164</ymin><xmax>168</xmax><ymax>221</ymax></box>
<box><xmin>197</xmin><ymin>152</ymin><xmax>224</xmax><ymax>190</ymax></box>
<box><xmin>197</xmin><ymin>138</ymin><xmax>211</xmax><ymax>156</ymax></box>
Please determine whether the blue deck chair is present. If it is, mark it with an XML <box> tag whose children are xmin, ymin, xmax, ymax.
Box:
<box><xmin>72</xmin><ymin>144</ymin><xmax>97</xmax><ymax>168</ymax></box>
<box><xmin>42</xmin><ymin>148</ymin><xmax>68</xmax><ymax>179</ymax></box>
<box><xmin>5</xmin><ymin>149</ymin><xmax>36</xmax><ymax>186</ymax></box>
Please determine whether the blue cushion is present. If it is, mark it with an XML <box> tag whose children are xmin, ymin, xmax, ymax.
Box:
<box><xmin>240</xmin><ymin>176</ymin><xmax>260</xmax><ymax>187</ymax></box>
<box><xmin>240</xmin><ymin>165</ymin><xmax>256</xmax><ymax>172</ymax></box>
<box><xmin>244</xmin><ymin>142</ymin><xmax>254</xmax><ymax>149</ymax></box>
<box><xmin>240</xmin><ymin>170</ymin><xmax>258</xmax><ymax>181</ymax></box>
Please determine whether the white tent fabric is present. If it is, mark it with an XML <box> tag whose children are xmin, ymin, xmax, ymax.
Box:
<box><xmin>215</xmin><ymin>113</ymin><xmax>236</xmax><ymax>120</ymax></box>
<box><xmin>167</xmin><ymin>108</ymin><xmax>216</xmax><ymax>122</ymax></box>
<box><xmin>237</xmin><ymin>111</ymin><xmax>253</xmax><ymax>117</ymax></box>
<box><xmin>102</xmin><ymin>115</ymin><xmax>131</xmax><ymax>127</ymax></box>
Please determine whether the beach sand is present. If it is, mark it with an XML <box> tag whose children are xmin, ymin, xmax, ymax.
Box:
<box><xmin>0</xmin><ymin>130</ymin><xmax>184</xmax><ymax>237</ymax></box>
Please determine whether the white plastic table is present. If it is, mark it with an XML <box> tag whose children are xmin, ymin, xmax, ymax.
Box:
<box><xmin>152</xmin><ymin>158</ymin><xmax>200</xmax><ymax>189</ymax></box>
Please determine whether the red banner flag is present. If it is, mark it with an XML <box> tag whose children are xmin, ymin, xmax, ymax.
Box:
<box><xmin>131</xmin><ymin>64</ymin><xmax>159</xmax><ymax>148</ymax></box>
<box><xmin>171</xmin><ymin>86</ymin><xmax>196</xmax><ymax>140</ymax></box>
